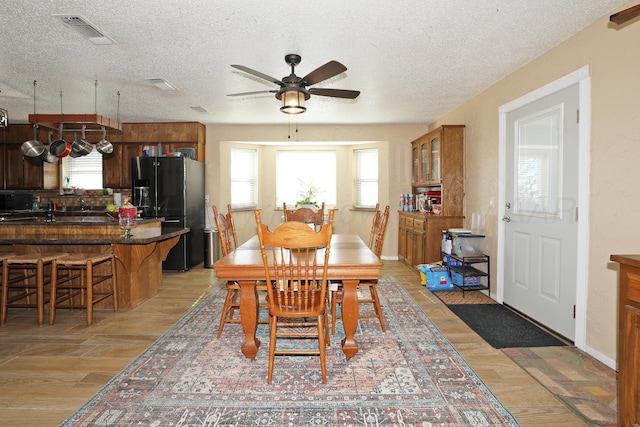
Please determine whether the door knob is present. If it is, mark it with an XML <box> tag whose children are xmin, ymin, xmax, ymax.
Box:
<box><xmin>502</xmin><ymin>215</ymin><xmax>511</xmax><ymax>222</ymax></box>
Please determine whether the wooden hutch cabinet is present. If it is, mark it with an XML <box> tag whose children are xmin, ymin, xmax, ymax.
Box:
<box><xmin>399</xmin><ymin>125</ymin><xmax>465</xmax><ymax>269</ymax></box>
<box><xmin>609</xmin><ymin>254</ymin><xmax>640</xmax><ymax>427</ymax></box>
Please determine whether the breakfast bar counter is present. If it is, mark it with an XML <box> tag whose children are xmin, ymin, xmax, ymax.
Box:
<box><xmin>0</xmin><ymin>217</ymin><xmax>187</xmax><ymax>308</ymax></box>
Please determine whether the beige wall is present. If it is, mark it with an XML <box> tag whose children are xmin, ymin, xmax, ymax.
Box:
<box><xmin>433</xmin><ymin>1</ymin><xmax>640</xmax><ymax>365</ymax></box>
<box><xmin>205</xmin><ymin>1</ymin><xmax>638</xmax><ymax>366</ymax></box>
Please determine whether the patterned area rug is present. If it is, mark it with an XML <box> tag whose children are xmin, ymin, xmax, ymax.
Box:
<box><xmin>503</xmin><ymin>347</ymin><xmax>617</xmax><ymax>426</ymax></box>
<box><xmin>61</xmin><ymin>276</ymin><xmax>519</xmax><ymax>426</ymax></box>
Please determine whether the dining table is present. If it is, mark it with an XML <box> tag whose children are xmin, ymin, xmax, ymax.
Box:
<box><xmin>213</xmin><ymin>233</ymin><xmax>383</xmax><ymax>360</ymax></box>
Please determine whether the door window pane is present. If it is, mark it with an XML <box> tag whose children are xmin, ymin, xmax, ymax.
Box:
<box><xmin>515</xmin><ymin>106</ymin><xmax>562</xmax><ymax>217</ymax></box>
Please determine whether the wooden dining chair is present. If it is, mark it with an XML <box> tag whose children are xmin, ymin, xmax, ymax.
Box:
<box><xmin>255</xmin><ymin>209</ymin><xmax>334</xmax><ymax>384</ymax></box>
<box><xmin>213</xmin><ymin>204</ymin><xmax>242</xmax><ymax>338</ymax></box>
<box><xmin>283</xmin><ymin>202</ymin><xmax>325</xmax><ymax>230</ymax></box>
<box><xmin>331</xmin><ymin>204</ymin><xmax>390</xmax><ymax>334</ymax></box>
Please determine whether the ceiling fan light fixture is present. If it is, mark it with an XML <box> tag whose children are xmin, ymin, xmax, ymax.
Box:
<box><xmin>280</xmin><ymin>89</ymin><xmax>306</xmax><ymax>114</ymax></box>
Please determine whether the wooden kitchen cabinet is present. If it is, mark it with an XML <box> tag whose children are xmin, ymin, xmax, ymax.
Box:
<box><xmin>400</xmin><ymin>125</ymin><xmax>465</xmax><ymax>270</ymax></box>
<box><xmin>609</xmin><ymin>254</ymin><xmax>640</xmax><ymax>427</ymax></box>
<box><xmin>1</xmin><ymin>124</ymin><xmax>47</xmax><ymax>190</ymax></box>
<box><xmin>102</xmin><ymin>143</ymin><xmax>145</xmax><ymax>188</ymax></box>
<box><xmin>102</xmin><ymin>122</ymin><xmax>205</xmax><ymax>189</ymax></box>
<box><xmin>399</xmin><ymin>212</ymin><xmax>464</xmax><ymax>268</ymax></box>
<box><xmin>411</xmin><ymin>125</ymin><xmax>464</xmax><ymax>217</ymax></box>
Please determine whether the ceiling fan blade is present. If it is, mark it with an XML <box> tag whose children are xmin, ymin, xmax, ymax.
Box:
<box><xmin>227</xmin><ymin>90</ymin><xmax>277</xmax><ymax>97</ymax></box>
<box><xmin>302</xmin><ymin>61</ymin><xmax>347</xmax><ymax>86</ymax></box>
<box><xmin>231</xmin><ymin>65</ymin><xmax>284</xmax><ymax>86</ymax></box>
<box><xmin>610</xmin><ymin>4</ymin><xmax>640</xmax><ymax>25</ymax></box>
<box><xmin>308</xmin><ymin>88</ymin><xmax>360</xmax><ymax>99</ymax></box>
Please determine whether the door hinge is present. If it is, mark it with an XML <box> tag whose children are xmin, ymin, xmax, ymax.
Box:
<box><xmin>573</xmin><ymin>305</ymin><xmax>576</xmax><ymax>319</ymax></box>
<box><xmin>576</xmin><ymin>109</ymin><xmax>580</xmax><ymax>123</ymax></box>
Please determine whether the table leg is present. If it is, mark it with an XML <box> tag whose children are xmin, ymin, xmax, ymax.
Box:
<box><xmin>340</xmin><ymin>279</ymin><xmax>360</xmax><ymax>359</ymax></box>
<box><xmin>238</xmin><ymin>280</ymin><xmax>260</xmax><ymax>358</ymax></box>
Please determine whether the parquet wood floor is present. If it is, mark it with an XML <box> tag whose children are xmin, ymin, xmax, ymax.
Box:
<box><xmin>0</xmin><ymin>261</ymin><xmax>589</xmax><ymax>426</ymax></box>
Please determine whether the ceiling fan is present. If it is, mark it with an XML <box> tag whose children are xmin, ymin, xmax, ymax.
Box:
<box><xmin>227</xmin><ymin>54</ymin><xmax>360</xmax><ymax>114</ymax></box>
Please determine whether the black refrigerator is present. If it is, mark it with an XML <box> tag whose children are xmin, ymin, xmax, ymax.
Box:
<box><xmin>131</xmin><ymin>156</ymin><xmax>205</xmax><ymax>271</ymax></box>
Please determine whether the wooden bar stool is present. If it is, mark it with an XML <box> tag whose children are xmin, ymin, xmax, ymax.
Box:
<box><xmin>1</xmin><ymin>252</ymin><xmax>69</xmax><ymax>325</ymax></box>
<box><xmin>49</xmin><ymin>253</ymin><xmax>118</xmax><ymax>326</ymax></box>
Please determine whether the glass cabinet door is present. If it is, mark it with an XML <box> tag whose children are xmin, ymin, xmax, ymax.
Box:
<box><xmin>420</xmin><ymin>140</ymin><xmax>429</xmax><ymax>183</ymax></box>
<box><xmin>412</xmin><ymin>145</ymin><xmax>419</xmax><ymax>183</ymax></box>
<box><xmin>430</xmin><ymin>136</ymin><xmax>440</xmax><ymax>182</ymax></box>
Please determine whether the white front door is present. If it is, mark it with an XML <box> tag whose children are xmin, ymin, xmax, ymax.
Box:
<box><xmin>502</xmin><ymin>83</ymin><xmax>579</xmax><ymax>340</ymax></box>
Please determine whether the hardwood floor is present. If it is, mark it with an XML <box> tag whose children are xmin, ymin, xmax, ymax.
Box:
<box><xmin>0</xmin><ymin>260</ymin><xmax>588</xmax><ymax>426</ymax></box>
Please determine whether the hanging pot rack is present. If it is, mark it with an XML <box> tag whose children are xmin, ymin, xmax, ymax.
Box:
<box><xmin>28</xmin><ymin>82</ymin><xmax>122</xmax><ymax>133</ymax></box>
<box><xmin>28</xmin><ymin>113</ymin><xmax>122</xmax><ymax>133</ymax></box>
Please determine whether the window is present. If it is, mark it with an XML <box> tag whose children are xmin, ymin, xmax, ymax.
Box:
<box><xmin>354</xmin><ymin>148</ymin><xmax>378</xmax><ymax>208</ymax></box>
<box><xmin>62</xmin><ymin>150</ymin><xmax>103</xmax><ymax>189</ymax></box>
<box><xmin>230</xmin><ymin>147</ymin><xmax>258</xmax><ymax>209</ymax></box>
<box><xmin>277</xmin><ymin>151</ymin><xmax>336</xmax><ymax>206</ymax></box>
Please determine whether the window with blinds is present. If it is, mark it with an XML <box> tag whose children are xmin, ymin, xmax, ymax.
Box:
<box><xmin>230</xmin><ymin>147</ymin><xmax>258</xmax><ymax>209</ymax></box>
<box><xmin>62</xmin><ymin>150</ymin><xmax>103</xmax><ymax>189</ymax></box>
<box><xmin>355</xmin><ymin>148</ymin><xmax>378</xmax><ymax>208</ymax></box>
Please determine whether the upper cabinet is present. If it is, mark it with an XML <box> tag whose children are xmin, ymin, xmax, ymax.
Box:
<box><xmin>108</xmin><ymin>122</ymin><xmax>206</xmax><ymax>162</ymax></box>
<box><xmin>1</xmin><ymin>124</ymin><xmax>57</xmax><ymax>190</ymax></box>
<box><xmin>103</xmin><ymin>122</ymin><xmax>206</xmax><ymax>189</ymax></box>
<box><xmin>411</xmin><ymin>125</ymin><xmax>464</xmax><ymax>217</ymax></box>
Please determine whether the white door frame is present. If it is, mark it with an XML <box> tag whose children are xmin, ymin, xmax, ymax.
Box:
<box><xmin>497</xmin><ymin>66</ymin><xmax>590</xmax><ymax>350</ymax></box>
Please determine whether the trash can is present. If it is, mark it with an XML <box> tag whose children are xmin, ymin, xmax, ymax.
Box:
<box><xmin>204</xmin><ymin>229</ymin><xmax>221</xmax><ymax>268</ymax></box>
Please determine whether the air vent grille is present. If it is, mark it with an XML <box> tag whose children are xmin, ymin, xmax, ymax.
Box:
<box><xmin>52</xmin><ymin>14</ymin><xmax>116</xmax><ymax>45</ymax></box>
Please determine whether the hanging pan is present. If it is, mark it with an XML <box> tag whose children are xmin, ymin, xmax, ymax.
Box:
<box><xmin>96</xmin><ymin>126</ymin><xmax>113</xmax><ymax>154</ymax></box>
<box><xmin>21</xmin><ymin>82</ymin><xmax>47</xmax><ymax>161</ymax></box>
<box><xmin>43</xmin><ymin>131</ymin><xmax>58</xmax><ymax>163</ymax></box>
<box><xmin>72</xmin><ymin>125</ymin><xmax>93</xmax><ymax>156</ymax></box>
<box><xmin>50</xmin><ymin>123</ymin><xmax>71</xmax><ymax>158</ymax></box>
<box><xmin>21</xmin><ymin>124</ymin><xmax>47</xmax><ymax>161</ymax></box>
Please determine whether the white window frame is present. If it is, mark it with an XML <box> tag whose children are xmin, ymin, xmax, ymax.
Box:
<box><xmin>354</xmin><ymin>148</ymin><xmax>379</xmax><ymax>208</ymax></box>
<box><xmin>230</xmin><ymin>147</ymin><xmax>258</xmax><ymax>209</ymax></box>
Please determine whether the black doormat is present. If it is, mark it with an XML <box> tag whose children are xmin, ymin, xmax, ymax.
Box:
<box><xmin>446</xmin><ymin>304</ymin><xmax>568</xmax><ymax>349</ymax></box>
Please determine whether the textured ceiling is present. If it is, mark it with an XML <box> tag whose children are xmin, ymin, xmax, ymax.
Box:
<box><xmin>0</xmin><ymin>0</ymin><xmax>628</xmax><ymax>126</ymax></box>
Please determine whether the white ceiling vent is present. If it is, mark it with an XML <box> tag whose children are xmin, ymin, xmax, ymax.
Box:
<box><xmin>145</xmin><ymin>78</ymin><xmax>179</xmax><ymax>91</ymax></box>
<box><xmin>190</xmin><ymin>106</ymin><xmax>209</xmax><ymax>114</ymax></box>
<box><xmin>52</xmin><ymin>14</ymin><xmax>117</xmax><ymax>45</ymax></box>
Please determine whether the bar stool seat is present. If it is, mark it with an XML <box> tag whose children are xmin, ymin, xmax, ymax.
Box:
<box><xmin>50</xmin><ymin>253</ymin><xmax>118</xmax><ymax>326</ymax></box>
<box><xmin>1</xmin><ymin>252</ymin><xmax>69</xmax><ymax>325</ymax></box>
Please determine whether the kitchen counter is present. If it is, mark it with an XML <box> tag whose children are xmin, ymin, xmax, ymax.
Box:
<box><xmin>0</xmin><ymin>220</ymin><xmax>188</xmax><ymax>309</ymax></box>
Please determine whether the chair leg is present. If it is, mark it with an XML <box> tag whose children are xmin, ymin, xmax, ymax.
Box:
<box><xmin>217</xmin><ymin>286</ymin><xmax>240</xmax><ymax>338</ymax></box>
<box><xmin>110</xmin><ymin>256</ymin><xmax>118</xmax><ymax>312</ymax></box>
<box><xmin>330</xmin><ymin>289</ymin><xmax>340</xmax><ymax>335</ymax></box>
<box><xmin>370</xmin><ymin>285</ymin><xmax>386</xmax><ymax>332</ymax></box>
<box><xmin>318</xmin><ymin>314</ymin><xmax>327</xmax><ymax>384</ymax></box>
<box><xmin>86</xmin><ymin>261</ymin><xmax>93</xmax><ymax>326</ymax></box>
<box><xmin>267</xmin><ymin>314</ymin><xmax>277</xmax><ymax>384</ymax></box>
<box><xmin>1</xmin><ymin>262</ymin><xmax>8</xmax><ymax>325</ymax></box>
